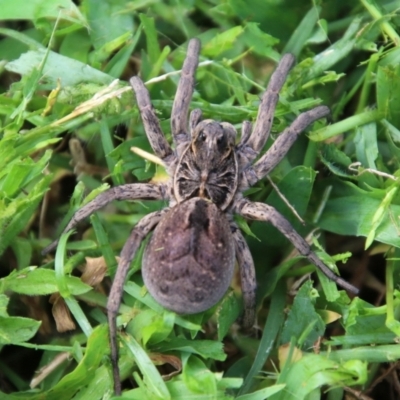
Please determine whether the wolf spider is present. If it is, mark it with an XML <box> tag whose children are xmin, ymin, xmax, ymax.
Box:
<box><xmin>43</xmin><ymin>38</ymin><xmax>358</xmax><ymax>394</ymax></box>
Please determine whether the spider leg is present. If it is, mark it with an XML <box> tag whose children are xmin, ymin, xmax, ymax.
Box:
<box><xmin>236</xmin><ymin>121</ymin><xmax>255</xmax><ymax>170</ymax></box>
<box><xmin>245</xmin><ymin>54</ymin><xmax>295</xmax><ymax>160</ymax></box>
<box><xmin>42</xmin><ymin>183</ymin><xmax>166</xmax><ymax>254</ymax></box>
<box><xmin>239</xmin><ymin>121</ymin><xmax>252</xmax><ymax>146</ymax></box>
<box><xmin>237</xmin><ymin>199</ymin><xmax>359</xmax><ymax>294</ymax></box>
<box><xmin>107</xmin><ymin>208</ymin><xmax>169</xmax><ymax>395</ymax></box>
<box><xmin>231</xmin><ymin>224</ymin><xmax>256</xmax><ymax>328</ymax></box>
<box><xmin>189</xmin><ymin>108</ymin><xmax>203</xmax><ymax>136</ymax></box>
<box><xmin>171</xmin><ymin>39</ymin><xmax>201</xmax><ymax>145</ymax></box>
<box><xmin>130</xmin><ymin>77</ymin><xmax>174</xmax><ymax>162</ymax></box>
<box><xmin>243</xmin><ymin>105</ymin><xmax>330</xmax><ymax>188</ymax></box>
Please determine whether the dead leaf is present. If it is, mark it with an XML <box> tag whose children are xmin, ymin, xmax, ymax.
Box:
<box><xmin>317</xmin><ymin>309</ymin><xmax>342</xmax><ymax>324</ymax></box>
<box><xmin>81</xmin><ymin>256</ymin><xmax>117</xmax><ymax>286</ymax></box>
<box><xmin>150</xmin><ymin>353</ymin><xmax>182</xmax><ymax>380</ymax></box>
<box><xmin>278</xmin><ymin>343</ymin><xmax>302</xmax><ymax>369</ymax></box>
<box><xmin>49</xmin><ymin>293</ymin><xmax>76</xmax><ymax>332</ymax></box>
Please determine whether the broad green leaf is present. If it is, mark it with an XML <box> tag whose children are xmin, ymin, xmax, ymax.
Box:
<box><xmin>86</xmin><ymin>0</ymin><xmax>134</xmax><ymax>50</ymax></box>
<box><xmin>6</xmin><ymin>49</ymin><xmax>114</xmax><ymax>87</ymax></box>
<box><xmin>1</xmin><ymin>267</ymin><xmax>92</xmax><ymax>296</ymax></box>
<box><xmin>0</xmin><ymin>27</ymin><xmax>45</xmax><ymax>55</ymax></box>
<box><xmin>0</xmin><ymin>0</ymin><xmax>87</xmax><ymax>26</ymax></box>
<box><xmin>307</xmin><ymin>18</ymin><xmax>329</xmax><ymax>44</ymax></box>
<box><xmin>377</xmin><ymin>62</ymin><xmax>400</xmax><ymax>129</ymax></box>
<box><xmin>59</xmin><ymin>29</ymin><xmax>91</xmax><ymax>63</ymax></box>
<box><xmin>280</xmin><ymin>281</ymin><xmax>325</xmax><ymax>349</ymax></box>
<box><xmin>182</xmin><ymin>355</ymin><xmax>217</xmax><ymax>396</ymax></box>
<box><xmin>354</xmin><ymin>122</ymin><xmax>378</xmax><ymax>170</ymax></box>
<box><xmin>10</xmin><ymin>238</ymin><xmax>33</xmax><ymax>270</ymax></box>
<box><xmin>271</xmin><ymin>354</ymin><xmax>367</xmax><ymax>400</ymax></box>
<box><xmin>0</xmin><ymin>316</ymin><xmax>41</xmax><ymax>344</ymax></box>
<box><xmin>338</xmin><ymin>297</ymin><xmax>395</xmax><ymax>345</ymax></box>
<box><xmin>317</xmin><ymin>179</ymin><xmax>400</xmax><ymax>248</ymax></box>
<box><xmin>128</xmin><ymin>309</ymin><xmax>175</xmax><ymax>346</ymax></box>
<box><xmin>382</xmin><ymin>121</ymin><xmax>400</xmax><ymax>166</ymax></box>
<box><xmin>242</xmin><ymin>22</ymin><xmax>280</xmax><ymax>60</ymax></box>
<box><xmin>319</xmin><ymin>142</ymin><xmax>354</xmax><ymax>179</ymax></box>
<box><xmin>0</xmin><ymin>163</ymin><xmax>34</xmax><ymax>197</ymax></box>
<box><xmin>0</xmin><ymin>175</ymin><xmax>52</xmax><ymax>256</ymax></box>
<box><xmin>365</xmin><ymin>184</ymin><xmax>399</xmax><ymax>249</ymax></box>
<box><xmin>0</xmin><ymin>294</ymin><xmax>9</xmax><ymax>317</ymax></box>
<box><xmin>202</xmin><ymin>26</ymin><xmax>244</xmax><ymax>57</ymax></box>
<box><xmin>45</xmin><ymin>325</ymin><xmax>108</xmax><ymax>397</ymax></box>
<box><xmin>216</xmin><ymin>290</ymin><xmax>242</xmax><ymax>341</ymax></box>
<box><xmin>0</xmin><ymin>152</ymin><xmax>52</xmax><ymax>197</ymax></box>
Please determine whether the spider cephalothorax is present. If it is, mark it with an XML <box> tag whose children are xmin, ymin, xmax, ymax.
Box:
<box><xmin>42</xmin><ymin>38</ymin><xmax>358</xmax><ymax>395</ymax></box>
<box><xmin>174</xmin><ymin>119</ymin><xmax>238</xmax><ymax>208</ymax></box>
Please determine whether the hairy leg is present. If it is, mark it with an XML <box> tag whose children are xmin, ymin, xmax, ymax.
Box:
<box><xmin>239</xmin><ymin>120</ymin><xmax>252</xmax><ymax>146</ymax></box>
<box><xmin>42</xmin><ymin>183</ymin><xmax>166</xmax><ymax>254</ymax></box>
<box><xmin>245</xmin><ymin>54</ymin><xmax>295</xmax><ymax>159</ymax></box>
<box><xmin>171</xmin><ymin>39</ymin><xmax>201</xmax><ymax>146</ymax></box>
<box><xmin>231</xmin><ymin>224</ymin><xmax>257</xmax><ymax>328</ymax></box>
<box><xmin>107</xmin><ymin>208</ymin><xmax>169</xmax><ymax>395</ymax></box>
<box><xmin>130</xmin><ymin>77</ymin><xmax>174</xmax><ymax>162</ymax></box>
<box><xmin>236</xmin><ymin>199</ymin><xmax>359</xmax><ymax>294</ymax></box>
<box><xmin>189</xmin><ymin>108</ymin><xmax>203</xmax><ymax>136</ymax></box>
<box><xmin>242</xmin><ymin>106</ymin><xmax>330</xmax><ymax>188</ymax></box>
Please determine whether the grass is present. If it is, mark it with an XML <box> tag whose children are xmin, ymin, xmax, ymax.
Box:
<box><xmin>1</xmin><ymin>0</ymin><xmax>400</xmax><ymax>399</ymax></box>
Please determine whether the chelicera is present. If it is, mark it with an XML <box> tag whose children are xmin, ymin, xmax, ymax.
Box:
<box><xmin>42</xmin><ymin>38</ymin><xmax>358</xmax><ymax>395</ymax></box>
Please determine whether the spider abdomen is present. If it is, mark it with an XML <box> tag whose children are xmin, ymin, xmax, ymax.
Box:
<box><xmin>142</xmin><ymin>197</ymin><xmax>235</xmax><ymax>314</ymax></box>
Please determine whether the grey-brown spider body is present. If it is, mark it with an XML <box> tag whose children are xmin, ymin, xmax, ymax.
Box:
<box><xmin>42</xmin><ymin>38</ymin><xmax>358</xmax><ymax>395</ymax></box>
<box><xmin>143</xmin><ymin>197</ymin><xmax>235</xmax><ymax>314</ymax></box>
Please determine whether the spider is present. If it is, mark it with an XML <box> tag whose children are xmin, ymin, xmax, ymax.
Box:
<box><xmin>42</xmin><ymin>38</ymin><xmax>359</xmax><ymax>395</ymax></box>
